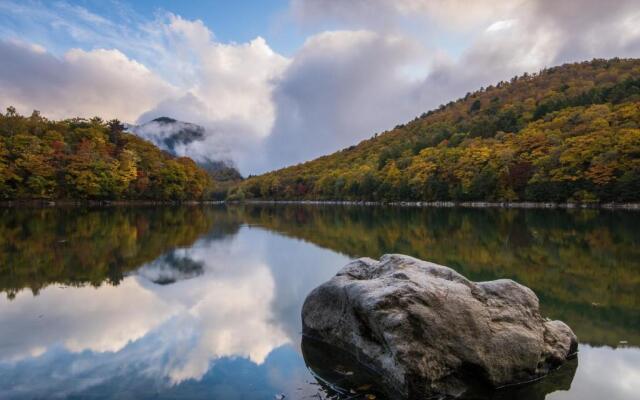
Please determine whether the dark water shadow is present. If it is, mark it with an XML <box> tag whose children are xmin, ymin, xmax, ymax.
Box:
<box><xmin>302</xmin><ymin>336</ymin><xmax>578</xmax><ymax>400</ymax></box>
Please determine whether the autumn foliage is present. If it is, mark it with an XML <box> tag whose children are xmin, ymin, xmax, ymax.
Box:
<box><xmin>234</xmin><ymin>58</ymin><xmax>640</xmax><ymax>203</ymax></box>
<box><xmin>0</xmin><ymin>110</ymin><xmax>211</xmax><ymax>200</ymax></box>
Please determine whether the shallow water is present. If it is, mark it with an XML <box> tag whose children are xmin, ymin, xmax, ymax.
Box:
<box><xmin>0</xmin><ymin>205</ymin><xmax>638</xmax><ymax>399</ymax></box>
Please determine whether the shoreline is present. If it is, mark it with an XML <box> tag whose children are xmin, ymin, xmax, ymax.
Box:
<box><xmin>0</xmin><ymin>200</ymin><xmax>226</xmax><ymax>208</ymax></box>
<box><xmin>237</xmin><ymin>200</ymin><xmax>640</xmax><ymax>210</ymax></box>
<box><xmin>1</xmin><ymin>199</ymin><xmax>639</xmax><ymax>210</ymax></box>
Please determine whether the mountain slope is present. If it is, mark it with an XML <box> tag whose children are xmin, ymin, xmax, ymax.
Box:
<box><xmin>234</xmin><ymin>58</ymin><xmax>640</xmax><ymax>203</ymax></box>
<box><xmin>127</xmin><ymin>117</ymin><xmax>206</xmax><ymax>155</ymax></box>
<box><xmin>127</xmin><ymin>117</ymin><xmax>242</xmax><ymax>182</ymax></box>
<box><xmin>0</xmin><ymin>111</ymin><xmax>211</xmax><ymax>200</ymax></box>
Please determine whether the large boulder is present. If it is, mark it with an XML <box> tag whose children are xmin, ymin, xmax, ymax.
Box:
<box><xmin>301</xmin><ymin>254</ymin><xmax>578</xmax><ymax>398</ymax></box>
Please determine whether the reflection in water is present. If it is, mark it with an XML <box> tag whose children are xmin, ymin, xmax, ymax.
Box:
<box><xmin>301</xmin><ymin>336</ymin><xmax>400</xmax><ymax>399</ymax></box>
<box><xmin>0</xmin><ymin>205</ymin><xmax>638</xmax><ymax>399</ymax></box>
<box><xmin>239</xmin><ymin>205</ymin><xmax>640</xmax><ymax>347</ymax></box>
<box><xmin>302</xmin><ymin>337</ymin><xmax>579</xmax><ymax>400</ymax></box>
<box><xmin>0</xmin><ymin>207</ymin><xmax>221</xmax><ymax>298</ymax></box>
<box><xmin>135</xmin><ymin>252</ymin><xmax>205</xmax><ymax>285</ymax></box>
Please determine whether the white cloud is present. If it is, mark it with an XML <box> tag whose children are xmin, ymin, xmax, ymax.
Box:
<box><xmin>0</xmin><ymin>40</ymin><xmax>176</xmax><ymax>121</ymax></box>
<box><xmin>251</xmin><ymin>29</ymin><xmax>430</xmax><ymax>172</ymax></box>
<box><xmin>148</xmin><ymin>15</ymin><xmax>290</xmax><ymax>138</ymax></box>
<box><xmin>486</xmin><ymin>19</ymin><xmax>517</xmax><ymax>32</ymax></box>
<box><xmin>134</xmin><ymin>14</ymin><xmax>291</xmax><ymax>171</ymax></box>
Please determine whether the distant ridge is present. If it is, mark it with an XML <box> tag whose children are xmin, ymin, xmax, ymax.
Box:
<box><xmin>151</xmin><ymin>116</ymin><xmax>178</xmax><ymax>124</ymax></box>
<box><xmin>127</xmin><ymin>117</ymin><xmax>242</xmax><ymax>182</ymax></box>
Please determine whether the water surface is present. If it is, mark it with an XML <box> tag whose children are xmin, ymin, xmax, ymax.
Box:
<box><xmin>0</xmin><ymin>205</ymin><xmax>638</xmax><ymax>399</ymax></box>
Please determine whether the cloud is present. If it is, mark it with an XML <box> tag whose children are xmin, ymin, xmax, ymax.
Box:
<box><xmin>147</xmin><ymin>14</ymin><xmax>290</xmax><ymax>127</ymax></box>
<box><xmin>414</xmin><ymin>0</ymin><xmax>640</xmax><ymax>106</ymax></box>
<box><xmin>251</xmin><ymin>30</ymin><xmax>430</xmax><ymax>172</ymax></box>
<box><xmin>527</xmin><ymin>0</ymin><xmax>640</xmax><ymax>63</ymax></box>
<box><xmin>290</xmin><ymin>0</ymin><xmax>522</xmax><ymax>31</ymax></box>
<box><xmin>486</xmin><ymin>19</ymin><xmax>517</xmax><ymax>33</ymax></box>
<box><xmin>292</xmin><ymin>0</ymin><xmax>640</xmax><ymax>64</ymax></box>
<box><xmin>0</xmin><ymin>40</ymin><xmax>176</xmax><ymax>121</ymax></box>
<box><xmin>136</xmin><ymin>15</ymin><xmax>291</xmax><ymax>171</ymax></box>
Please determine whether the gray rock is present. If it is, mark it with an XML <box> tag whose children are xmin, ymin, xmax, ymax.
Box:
<box><xmin>301</xmin><ymin>254</ymin><xmax>578</xmax><ymax>398</ymax></box>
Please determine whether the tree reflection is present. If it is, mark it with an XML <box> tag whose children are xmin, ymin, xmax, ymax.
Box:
<box><xmin>0</xmin><ymin>206</ymin><xmax>238</xmax><ymax>298</ymax></box>
<box><xmin>1</xmin><ymin>204</ymin><xmax>638</xmax><ymax>348</ymax></box>
<box><xmin>239</xmin><ymin>205</ymin><xmax>640</xmax><ymax>347</ymax></box>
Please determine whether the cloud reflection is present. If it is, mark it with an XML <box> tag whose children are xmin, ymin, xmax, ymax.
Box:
<box><xmin>549</xmin><ymin>345</ymin><xmax>640</xmax><ymax>400</ymax></box>
<box><xmin>0</xmin><ymin>224</ymin><xmax>348</xmax><ymax>397</ymax></box>
<box><xmin>1</xmin><ymin>212</ymin><xmax>637</xmax><ymax>399</ymax></box>
<box><xmin>0</xmin><ymin>278</ymin><xmax>179</xmax><ymax>361</ymax></box>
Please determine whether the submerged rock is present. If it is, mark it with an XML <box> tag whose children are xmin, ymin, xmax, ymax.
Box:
<box><xmin>301</xmin><ymin>254</ymin><xmax>578</xmax><ymax>398</ymax></box>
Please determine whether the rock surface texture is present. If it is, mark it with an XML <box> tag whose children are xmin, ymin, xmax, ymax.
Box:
<box><xmin>301</xmin><ymin>254</ymin><xmax>578</xmax><ymax>398</ymax></box>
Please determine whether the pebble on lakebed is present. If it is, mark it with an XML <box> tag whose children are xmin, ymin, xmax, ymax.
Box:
<box><xmin>301</xmin><ymin>254</ymin><xmax>578</xmax><ymax>399</ymax></box>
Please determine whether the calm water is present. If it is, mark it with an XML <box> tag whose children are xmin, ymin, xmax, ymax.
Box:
<box><xmin>0</xmin><ymin>205</ymin><xmax>638</xmax><ymax>399</ymax></box>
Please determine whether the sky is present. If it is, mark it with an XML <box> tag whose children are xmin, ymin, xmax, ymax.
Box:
<box><xmin>1</xmin><ymin>0</ymin><xmax>640</xmax><ymax>174</ymax></box>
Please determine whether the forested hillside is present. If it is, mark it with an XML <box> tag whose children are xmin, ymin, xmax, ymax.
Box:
<box><xmin>234</xmin><ymin>58</ymin><xmax>640</xmax><ymax>203</ymax></box>
<box><xmin>0</xmin><ymin>109</ymin><xmax>211</xmax><ymax>200</ymax></box>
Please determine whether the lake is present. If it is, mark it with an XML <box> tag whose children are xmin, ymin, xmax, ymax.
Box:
<box><xmin>0</xmin><ymin>205</ymin><xmax>638</xmax><ymax>399</ymax></box>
